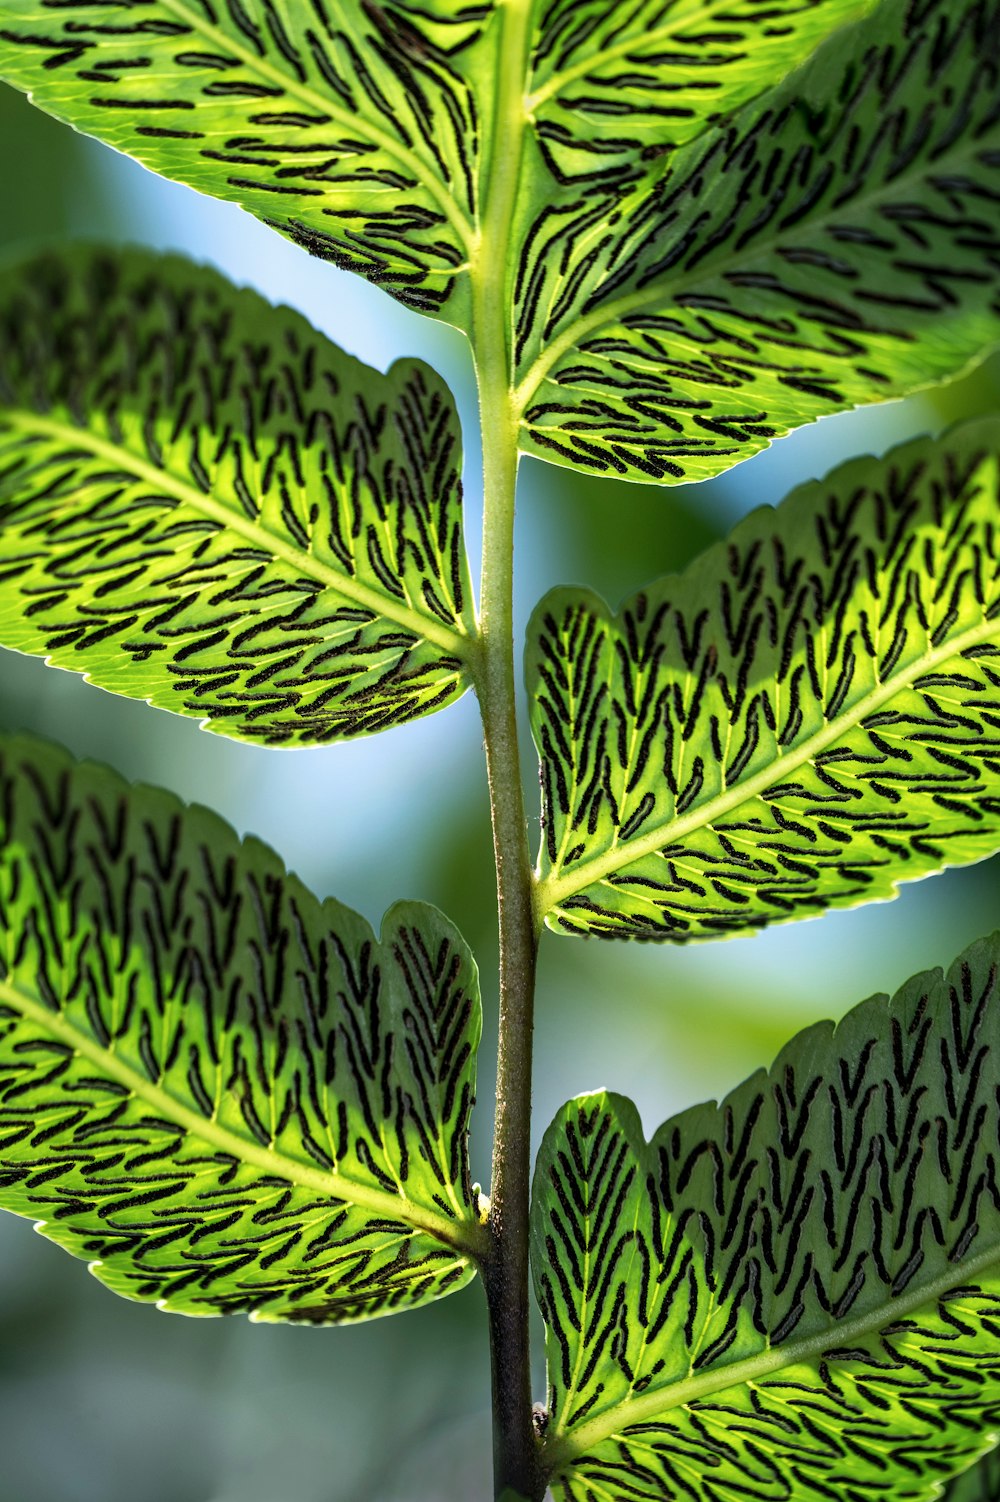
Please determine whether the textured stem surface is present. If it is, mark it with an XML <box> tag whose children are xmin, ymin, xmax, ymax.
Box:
<box><xmin>476</xmin><ymin>395</ymin><xmax>542</xmax><ymax>1497</ymax></box>
<box><xmin>471</xmin><ymin>5</ymin><xmax>543</xmax><ymax>1494</ymax></box>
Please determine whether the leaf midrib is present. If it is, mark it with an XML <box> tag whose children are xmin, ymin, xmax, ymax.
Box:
<box><xmin>524</xmin><ymin>0</ymin><xmax>875</xmax><ymax>112</ymax></box>
<box><xmin>512</xmin><ymin>96</ymin><xmax>998</xmax><ymax>419</ymax></box>
<box><xmin>0</xmin><ymin>975</ymin><xmax>487</xmax><ymax>1259</ymax></box>
<box><xmin>152</xmin><ymin>0</ymin><xmax>475</xmax><ymax>255</ymax></box>
<box><xmin>534</xmin><ymin>612</ymin><xmax>999</xmax><ymax>915</ymax></box>
<box><xmin>542</xmin><ymin>1232</ymin><xmax>1000</xmax><ymax>1469</ymax></box>
<box><xmin>7</xmin><ymin>410</ymin><xmax>474</xmax><ymax>659</ymax></box>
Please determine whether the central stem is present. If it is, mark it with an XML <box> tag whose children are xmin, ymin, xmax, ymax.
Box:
<box><xmin>474</xmin><ymin>262</ymin><xmax>543</xmax><ymax>1502</ymax></box>
<box><xmin>470</xmin><ymin>5</ymin><xmax>542</xmax><ymax>1496</ymax></box>
<box><xmin>474</xmin><ymin>351</ymin><xmax>537</xmax><ymax>1489</ymax></box>
<box><xmin>476</xmin><ymin>369</ymin><xmax>542</xmax><ymax>1495</ymax></box>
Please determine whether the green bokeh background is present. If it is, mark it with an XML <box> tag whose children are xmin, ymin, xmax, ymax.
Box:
<box><xmin>1</xmin><ymin>81</ymin><xmax>999</xmax><ymax>1502</ymax></box>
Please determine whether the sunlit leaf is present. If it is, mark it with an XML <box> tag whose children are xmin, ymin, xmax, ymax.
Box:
<box><xmin>524</xmin><ymin>0</ymin><xmax>876</xmax><ymax>180</ymax></box>
<box><xmin>0</xmin><ymin>247</ymin><xmax>476</xmax><ymax>744</ymax></box>
<box><xmin>530</xmin><ymin>419</ymin><xmax>1000</xmax><ymax>940</ymax></box>
<box><xmin>514</xmin><ymin>0</ymin><xmax>1000</xmax><ymax>480</ymax></box>
<box><xmin>533</xmin><ymin>930</ymin><xmax>1000</xmax><ymax>1500</ymax></box>
<box><xmin>4</xmin><ymin>0</ymin><xmax>997</xmax><ymax>484</ymax></box>
<box><xmin>0</xmin><ymin>732</ymin><xmax>487</xmax><ymax>1322</ymax></box>
<box><xmin>0</xmin><ymin>0</ymin><xmax>874</xmax><ymax>321</ymax></box>
<box><xmin>0</xmin><ymin>1</ymin><xmax>482</xmax><ymax>316</ymax></box>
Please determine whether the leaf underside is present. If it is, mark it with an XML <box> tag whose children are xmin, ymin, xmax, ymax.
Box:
<box><xmin>0</xmin><ymin>247</ymin><xmax>475</xmax><ymax>745</ymax></box>
<box><xmin>0</xmin><ymin>0</ymin><xmax>874</xmax><ymax>320</ymax></box>
<box><xmin>514</xmin><ymin>0</ymin><xmax>1000</xmax><ymax>481</ymax></box>
<box><xmin>530</xmin><ymin>418</ymin><xmax>1000</xmax><ymax>941</ymax></box>
<box><xmin>533</xmin><ymin>932</ymin><xmax>1000</xmax><ymax>1500</ymax></box>
<box><xmin>0</xmin><ymin>1</ymin><xmax>483</xmax><ymax>318</ymax></box>
<box><xmin>524</xmin><ymin>0</ymin><xmax>879</xmax><ymax>176</ymax></box>
<box><xmin>0</xmin><ymin>733</ymin><xmax>483</xmax><ymax>1323</ymax></box>
<box><xmin>2</xmin><ymin>0</ymin><xmax>997</xmax><ymax>483</ymax></box>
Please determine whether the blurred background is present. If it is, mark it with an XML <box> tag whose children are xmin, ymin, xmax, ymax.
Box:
<box><xmin>1</xmin><ymin>81</ymin><xmax>999</xmax><ymax>1502</ymax></box>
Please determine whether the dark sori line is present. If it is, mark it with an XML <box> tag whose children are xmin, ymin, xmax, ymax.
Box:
<box><xmin>530</xmin><ymin>425</ymin><xmax>1000</xmax><ymax>937</ymax></box>
<box><xmin>0</xmin><ymin>250</ymin><xmax>475</xmax><ymax>743</ymax></box>
<box><xmin>536</xmin><ymin>941</ymin><xmax>1000</xmax><ymax>1498</ymax></box>
<box><xmin>0</xmin><ymin>738</ymin><xmax>480</xmax><ymax>1322</ymax></box>
<box><xmin>0</xmin><ymin>0</ymin><xmax>482</xmax><ymax>309</ymax></box>
<box><xmin>514</xmin><ymin>0</ymin><xmax>1000</xmax><ymax>480</ymax></box>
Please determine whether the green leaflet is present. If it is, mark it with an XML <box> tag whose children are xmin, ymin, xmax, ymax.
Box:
<box><xmin>5</xmin><ymin>0</ymin><xmax>997</xmax><ymax>484</ymax></box>
<box><xmin>532</xmin><ymin>932</ymin><xmax>1000</xmax><ymax>1501</ymax></box>
<box><xmin>524</xmin><ymin>0</ymin><xmax>877</xmax><ymax>179</ymax></box>
<box><xmin>514</xmin><ymin>0</ymin><xmax>1000</xmax><ymax>480</ymax></box>
<box><xmin>530</xmin><ymin>419</ymin><xmax>1000</xmax><ymax>941</ymax></box>
<box><xmin>0</xmin><ymin>248</ymin><xmax>476</xmax><ymax>744</ymax></box>
<box><xmin>0</xmin><ymin>732</ymin><xmax>487</xmax><ymax>1322</ymax></box>
<box><xmin>0</xmin><ymin>0</ymin><xmax>876</xmax><ymax>323</ymax></box>
<box><xmin>0</xmin><ymin>2</ymin><xmax>482</xmax><ymax>317</ymax></box>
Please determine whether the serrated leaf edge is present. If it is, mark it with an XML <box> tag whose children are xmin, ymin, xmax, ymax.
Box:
<box><xmin>512</xmin><ymin>69</ymin><xmax>998</xmax><ymax>422</ymax></box>
<box><xmin>539</xmin><ymin>1085</ymin><xmax>1000</xmax><ymax>1474</ymax></box>
<box><xmin>25</xmin><ymin>0</ymin><xmax>476</xmax><ymax>258</ymax></box>
<box><xmin>0</xmin><ymin>929</ymin><xmax>488</xmax><ymax>1263</ymax></box>
<box><xmin>533</xmin><ymin>592</ymin><xmax>998</xmax><ymax>922</ymax></box>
